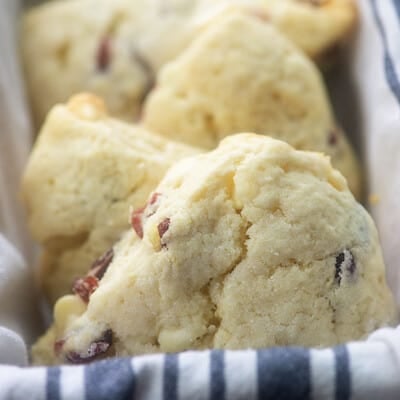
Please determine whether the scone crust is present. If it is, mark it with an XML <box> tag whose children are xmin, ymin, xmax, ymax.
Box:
<box><xmin>32</xmin><ymin>134</ymin><xmax>396</xmax><ymax>364</ymax></box>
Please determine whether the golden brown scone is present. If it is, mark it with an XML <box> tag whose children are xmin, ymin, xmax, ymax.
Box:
<box><xmin>21</xmin><ymin>94</ymin><xmax>199</xmax><ymax>303</ymax></box>
<box><xmin>258</xmin><ymin>0</ymin><xmax>357</xmax><ymax>61</ymax></box>
<box><xmin>143</xmin><ymin>13</ymin><xmax>361</xmax><ymax>198</ymax></box>
<box><xmin>32</xmin><ymin>134</ymin><xmax>396</xmax><ymax>365</ymax></box>
<box><xmin>21</xmin><ymin>0</ymin><xmax>356</xmax><ymax>125</ymax></box>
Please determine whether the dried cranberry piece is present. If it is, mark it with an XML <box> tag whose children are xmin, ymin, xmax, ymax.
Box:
<box><xmin>146</xmin><ymin>192</ymin><xmax>162</xmax><ymax>218</ymax></box>
<box><xmin>131</xmin><ymin>205</ymin><xmax>146</xmax><ymax>239</ymax></box>
<box><xmin>54</xmin><ymin>339</ymin><xmax>65</xmax><ymax>356</ymax></box>
<box><xmin>149</xmin><ymin>192</ymin><xmax>161</xmax><ymax>206</ymax></box>
<box><xmin>131</xmin><ymin>193</ymin><xmax>162</xmax><ymax>238</ymax></box>
<box><xmin>72</xmin><ymin>275</ymin><xmax>99</xmax><ymax>303</ymax></box>
<box><xmin>70</xmin><ymin>248</ymin><xmax>113</xmax><ymax>301</ymax></box>
<box><xmin>65</xmin><ymin>329</ymin><xmax>113</xmax><ymax>364</ymax></box>
<box><xmin>247</xmin><ymin>8</ymin><xmax>270</xmax><ymax>22</ymax></box>
<box><xmin>157</xmin><ymin>218</ymin><xmax>170</xmax><ymax>239</ymax></box>
<box><xmin>334</xmin><ymin>249</ymin><xmax>356</xmax><ymax>285</ymax></box>
<box><xmin>328</xmin><ymin>128</ymin><xmax>340</xmax><ymax>146</ymax></box>
<box><xmin>96</xmin><ymin>37</ymin><xmax>112</xmax><ymax>72</ymax></box>
<box><xmin>90</xmin><ymin>248</ymin><xmax>114</xmax><ymax>280</ymax></box>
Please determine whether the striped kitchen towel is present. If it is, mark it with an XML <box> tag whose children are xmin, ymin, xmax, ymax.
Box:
<box><xmin>1</xmin><ymin>326</ymin><xmax>400</xmax><ymax>400</ymax></box>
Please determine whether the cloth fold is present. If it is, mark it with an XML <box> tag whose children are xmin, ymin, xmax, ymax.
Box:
<box><xmin>0</xmin><ymin>0</ymin><xmax>34</xmax><ymax>262</ymax></box>
<box><xmin>0</xmin><ymin>235</ymin><xmax>41</xmax><ymax>366</ymax></box>
<box><xmin>0</xmin><ymin>327</ymin><xmax>27</xmax><ymax>367</ymax></box>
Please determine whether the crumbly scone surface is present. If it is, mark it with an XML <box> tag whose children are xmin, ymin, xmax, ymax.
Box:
<box><xmin>32</xmin><ymin>134</ymin><xmax>396</xmax><ymax>365</ymax></box>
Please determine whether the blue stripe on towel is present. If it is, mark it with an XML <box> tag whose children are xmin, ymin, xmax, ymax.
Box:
<box><xmin>46</xmin><ymin>366</ymin><xmax>61</xmax><ymax>400</ymax></box>
<box><xmin>163</xmin><ymin>353</ymin><xmax>178</xmax><ymax>400</ymax></box>
<box><xmin>391</xmin><ymin>0</ymin><xmax>400</xmax><ymax>23</ymax></box>
<box><xmin>370</xmin><ymin>0</ymin><xmax>400</xmax><ymax>105</ymax></box>
<box><xmin>85</xmin><ymin>357</ymin><xmax>135</xmax><ymax>400</ymax></box>
<box><xmin>257</xmin><ymin>347</ymin><xmax>311</xmax><ymax>400</ymax></box>
<box><xmin>210</xmin><ymin>350</ymin><xmax>225</xmax><ymax>400</ymax></box>
<box><xmin>334</xmin><ymin>346</ymin><xmax>351</xmax><ymax>400</ymax></box>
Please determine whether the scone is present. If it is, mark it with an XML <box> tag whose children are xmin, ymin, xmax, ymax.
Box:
<box><xmin>21</xmin><ymin>94</ymin><xmax>199</xmax><ymax>304</ymax></box>
<box><xmin>31</xmin><ymin>134</ymin><xmax>397</xmax><ymax>365</ymax></box>
<box><xmin>143</xmin><ymin>13</ymin><xmax>362</xmax><ymax>198</ymax></box>
<box><xmin>255</xmin><ymin>0</ymin><xmax>357</xmax><ymax>63</ymax></box>
<box><xmin>21</xmin><ymin>0</ymin><xmax>356</xmax><ymax>125</ymax></box>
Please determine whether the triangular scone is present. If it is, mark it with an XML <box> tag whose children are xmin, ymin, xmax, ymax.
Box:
<box><xmin>21</xmin><ymin>94</ymin><xmax>199</xmax><ymax>303</ymax></box>
<box><xmin>143</xmin><ymin>12</ymin><xmax>361</xmax><ymax>198</ymax></box>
